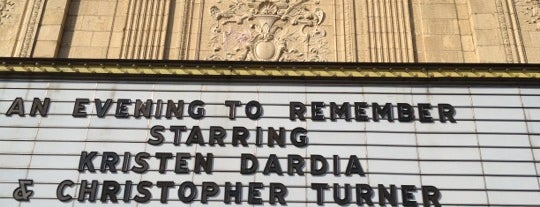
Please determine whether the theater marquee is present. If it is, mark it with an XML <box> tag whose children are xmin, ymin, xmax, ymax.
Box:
<box><xmin>1</xmin><ymin>59</ymin><xmax>540</xmax><ymax>206</ymax></box>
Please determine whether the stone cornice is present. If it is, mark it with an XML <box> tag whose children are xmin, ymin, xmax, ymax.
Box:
<box><xmin>0</xmin><ymin>58</ymin><xmax>539</xmax><ymax>80</ymax></box>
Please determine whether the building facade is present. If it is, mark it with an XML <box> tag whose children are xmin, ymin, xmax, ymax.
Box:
<box><xmin>1</xmin><ymin>1</ymin><xmax>540</xmax><ymax>207</ymax></box>
<box><xmin>1</xmin><ymin>0</ymin><xmax>540</xmax><ymax>62</ymax></box>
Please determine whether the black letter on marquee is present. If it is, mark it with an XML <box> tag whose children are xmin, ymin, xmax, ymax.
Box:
<box><xmin>330</xmin><ymin>102</ymin><xmax>351</xmax><ymax>121</ymax></box>
<box><xmin>175</xmin><ymin>153</ymin><xmax>191</xmax><ymax>174</ymax></box>
<box><xmin>134</xmin><ymin>99</ymin><xmax>153</xmax><ymax>118</ymax></box>
<box><xmin>310</xmin><ymin>155</ymin><xmax>328</xmax><ymax>175</ymax></box>
<box><xmin>188</xmin><ymin>100</ymin><xmax>205</xmax><ymax>119</ymax></box>
<box><xmin>372</xmin><ymin>103</ymin><xmax>394</xmax><ymax>122</ymax></box>
<box><xmin>356</xmin><ymin>184</ymin><xmax>374</xmax><ymax>206</ymax></box>
<box><xmin>354</xmin><ymin>102</ymin><xmax>369</xmax><ymax>121</ymax></box>
<box><xmin>78</xmin><ymin>180</ymin><xmax>98</xmax><ymax>202</ymax></box>
<box><xmin>115</xmin><ymin>99</ymin><xmax>132</xmax><ymax>118</ymax></box>
<box><xmin>100</xmin><ymin>152</ymin><xmax>119</xmax><ymax>173</ymax></box>
<box><xmin>225</xmin><ymin>182</ymin><xmax>242</xmax><ymax>204</ymax></box>
<box><xmin>287</xmin><ymin>154</ymin><xmax>305</xmax><ymax>175</ymax></box>
<box><xmin>166</xmin><ymin>100</ymin><xmax>184</xmax><ymax>119</ymax></box>
<box><xmin>397</xmin><ymin>103</ymin><xmax>415</xmax><ymax>122</ymax></box>
<box><xmin>134</xmin><ymin>181</ymin><xmax>152</xmax><ymax>203</ymax></box>
<box><xmin>245</xmin><ymin>100</ymin><xmax>263</xmax><ymax>120</ymax></box>
<box><xmin>186</xmin><ymin>126</ymin><xmax>205</xmax><ymax>146</ymax></box>
<box><xmin>101</xmin><ymin>180</ymin><xmax>120</xmax><ymax>203</ymax></box>
<box><xmin>95</xmin><ymin>99</ymin><xmax>113</xmax><ymax>117</ymax></box>
<box><xmin>209</xmin><ymin>126</ymin><xmax>226</xmax><ymax>146</ymax></box>
<box><xmin>345</xmin><ymin>155</ymin><xmax>365</xmax><ymax>176</ymax></box>
<box><xmin>268</xmin><ymin>127</ymin><xmax>286</xmax><ymax>147</ymax></box>
<box><xmin>225</xmin><ymin>100</ymin><xmax>241</xmax><ymax>119</ymax></box>
<box><xmin>263</xmin><ymin>154</ymin><xmax>283</xmax><ymax>175</ymax></box>
<box><xmin>194</xmin><ymin>153</ymin><xmax>213</xmax><ymax>174</ymax></box>
<box><xmin>311</xmin><ymin>183</ymin><xmax>329</xmax><ymax>205</ymax></box>
<box><xmin>311</xmin><ymin>102</ymin><xmax>326</xmax><ymax>121</ymax></box>
<box><xmin>291</xmin><ymin>127</ymin><xmax>308</xmax><ymax>147</ymax></box>
<box><xmin>132</xmin><ymin>152</ymin><xmax>150</xmax><ymax>174</ymax></box>
<box><xmin>418</xmin><ymin>104</ymin><xmax>434</xmax><ymax>123</ymax></box>
<box><xmin>30</xmin><ymin>98</ymin><xmax>50</xmax><ymax>117</ymax></box>
<box><xmin>78</xmin><ymin>151</ymin><xmax>97</xmax><ymax>172</ymax></box>
<box><xmin>56</xmin><ymin>180</ymin><xmax>74</xmax><ymax>202</ymax></box>
<box><xmin>72</xmin><ymin>98</ymin><xmax>89</xmax><ymax>117</ymax></box>
<box><xmin>289</xmin><ymin>102</ymin><xmax>306</xmax><ymax>120</ymax></box>
<box><xmin>6</xmin><ymin>97</ymin><xmax>25</xmax><ymax>117</ymax></box>
<box><xmin>170</xmin><ymin>125</ymin><xmax>187</xmax><ymax>146</ymax></box>
<box><xmin>232</xmin><ymin>127</ymin><xmax>249</xmax><ymax>146</ymax></box>
<box><xmin>178</xmin><ymin>182</ymin><xmax>197</xmax><ymax>203</ymax></box>
<box><xmin>241</xmin><ymin>153</ymin><xmax>258</xmax><ymax>174</ymax></box>
<box><xmin>156</xmin><ymin>181</ymin><xmax>175</xmax><ymax>204</ymax></box>
<box><xmin>422</xmin><ymin>186</ymin><xmax>442</xmax><ymax>207</ymax></box>
<box><xmin>148</xmin><ymin>125</ymin><xmax>165</xmax><ymax>145</ymax></box>
<box><xmin>401</xmin><ymin>185</ymin><xmax>418</xmax><ymax>207</ymax></box>
<box><xmin>333</xmin><ymin>184</ymin><xmax>351</xmax><ymax>205</ymax></box>
<box><xmin>201</xmin><ymin>182</ymin><xmax>219</xmax><ymax>203</ymax></box>
<box><xmin>248</xmin><ymin>182</ymin><xmax>263</xmax><ymax>205</ymax></box>
<box><xmin>155</xmin><ymin>153</ymin><xmax>173</xmax><ymax>174</ymax></box>
<box><xmin>438</xmin><ymin>104</ymin><xmax>457</xmax><ymax>123</ymax></box>
<box><xmin>270</xmin><ymin>183</ymin><xmax>287</xmax><ymax>205</ymax></box>
<box><xmin>378</xmin><ymin>184</ymin><xmax>398</xmax><ymax>206</ymax></box>
<box><xmin>123</xmin><ymin>180</ymin><xmax>132</xmax><ymax>202</ymax></box>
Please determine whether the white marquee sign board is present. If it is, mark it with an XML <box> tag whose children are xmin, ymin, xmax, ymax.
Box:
<box><xmin>0</xmin><ymin>79</ymin><xmax>539</xmax><ymax>206</ymax></box>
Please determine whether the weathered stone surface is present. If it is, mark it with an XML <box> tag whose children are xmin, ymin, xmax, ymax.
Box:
<box><xmin>1</xmin><ymin>0</ymin><xmax>540</xmax><ymax>63</ymax></box>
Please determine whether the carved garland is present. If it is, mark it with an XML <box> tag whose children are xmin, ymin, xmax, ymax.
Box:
<box><xmin>207</xmin><ymin>0</ymin><xmax>328</xmax><ymax>62</ymax></box>
<box><xmin>0</xmin><ymin>0</ymin><xmax>15</xmax><ymax>25</ymax></box>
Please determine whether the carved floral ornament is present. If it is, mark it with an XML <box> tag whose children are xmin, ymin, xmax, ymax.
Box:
<box><xmin>0</xmin><ymin>0</ymin><xmax>15</xmax><ymax>25</ymax></box>
<box><xmin>207</xmin><ymin>0</ymin><xmax>328</xmax><ymax>62</ymax></box>
<box><xmin>518</xmin><ymin>0</ymin><xmax>540</xmax><ymax>30</ymax></box>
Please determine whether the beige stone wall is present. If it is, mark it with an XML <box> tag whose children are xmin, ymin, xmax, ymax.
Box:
<box><xmin>2</xmin><ymin>0</ymin><xmax>540</xmax><ymax>63</ymax></box>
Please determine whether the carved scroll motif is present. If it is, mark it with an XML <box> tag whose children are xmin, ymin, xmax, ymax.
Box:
<box><xmin>207</xmin><ymin>0</ymin><xmax>328</xmax><ymax>61</ymax></box>
<box><xmin>0</xmin><ymin>0</ymin><xmax>14</xmax><ymax>25</ymax></box>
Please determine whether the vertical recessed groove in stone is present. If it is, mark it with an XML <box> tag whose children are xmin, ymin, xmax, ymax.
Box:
<box><xmin>120</xmin><ymin>0</ymin><xmax>135</xmax><ymax>58</ymax></box>
<box><xmin>161</xmin><ymin>0</ymin><xmax>169</xmax><ymax>59</ymax></box>
<box><xmin>395</xmin><ymin>0</ymin><xmax>407</xmax><ymax>62</ymax></box>
<box><xmin>390</xmin><ymin>0</ymin><xmax>398</xmax><ymax>62</ymax></box>
<box><xmin>145</xmin><ymin>0</ymin><xmax>157</xmax><ymax>59</ymax></box>
<box><xmin>404</xmin><ymin>0</ymin><xmax>415</xmax><ymax>62</ymax></box>
<box><xmin>367</xmin><ymin>0</ymin><xmax>376</xmax><ymax>61</ymax></box>
<box><xmin>381</xmin><ymin>0</ymin><xmax>389</xmax><ymax>62</ymax></box>
<box><xmin>156</xmin><ymin>0</ymin><xmax>166</xmax><ymax>59</ymax></box>
<box><xmin>136</xmin><ymin>0</ymin><xmax>151</xmax><ymax>59</ymax></box>
<box><xmin>148</xmin><ymin>0</ymin><xmax>159</xmax><ymax>59</ymax></box>
<box><xmin>129</xmin><ymin>0</ymin><xmax>143</xmax><ymax>59</ymax></box>
<box><xmin>142</xmin><ymin>0</ymin><xmax>153</xmax><ymax>59</ymax></box>
<box><xmin>144</xmin><ymin>0</ymin><xmax>157</xmax><ymax>59</ymax></box>
<box><xmin>375</xmin><ymin>0</ymin><xmax>383</xmax><ymax>62</ymax></box>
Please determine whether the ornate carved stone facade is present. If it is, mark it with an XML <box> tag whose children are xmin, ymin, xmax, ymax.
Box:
<box><xmin>0</xmin><ymin>0</ymin><xmax>14</xmax><ymax>25</ymax></box>
<box><xmin>521</xmin><ymin>0</ymin><xmax>540</xmax><ymax>30</ymax></box>
<box><xmin>206</xmin><ymin>0</ymin><xmax>328</xmax><ymax>61</ymax></box>
<box><xmin>2</xmin><ymin>0</ymin><xmax>540</xmax><ymax>63</ymax></box>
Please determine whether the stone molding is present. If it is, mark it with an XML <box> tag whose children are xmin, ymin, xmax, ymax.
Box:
<box><xmin>1</xmin><ymin>59</ymin><xmax>538</xmax><ymax>80</ymax></box>
<box><xmin>19</xmin><ymin>0</ymin><xmax>45</xmax><ymax>57</ymax></box>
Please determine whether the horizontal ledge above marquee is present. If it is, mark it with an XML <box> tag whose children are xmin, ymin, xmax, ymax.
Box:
<box><xmin>0</xmin><ymin>58</ymin><xmax>539</xmax><ymax>80</ymax></box>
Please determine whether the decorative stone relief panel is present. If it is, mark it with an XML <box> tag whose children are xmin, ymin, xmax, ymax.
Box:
<box><xmin>0</xmin><ymin>0</ymin><xmax>15</xmax><ymax>25</ymax></box>
<box><xmin>206</xmin><ymin>0</ymin><xmax>328</xmax><ymax>61</ymax></box>
<box><xmin>518</xmin><ymin>0</ymin><xmax>540</xmax><ymax>30</ymax></box>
